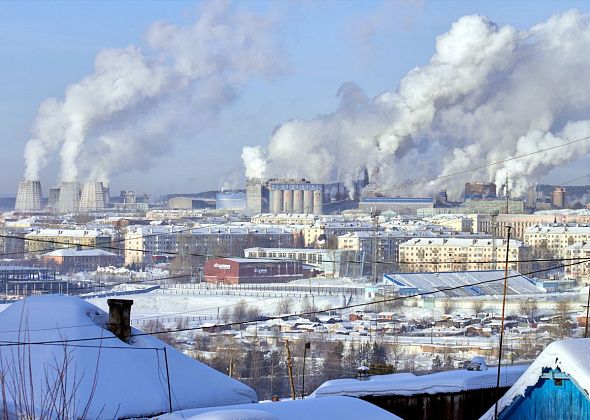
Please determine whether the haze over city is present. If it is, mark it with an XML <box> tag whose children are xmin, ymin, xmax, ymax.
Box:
<box><xmin>3</xmin><ymin>0</ymin><xmax>590</xmax><ymax>196</ymax></box>
<box><xmin>4</xmin><ymin>2</ymin><xmax>590</xmax><ymax>419</ymax></box>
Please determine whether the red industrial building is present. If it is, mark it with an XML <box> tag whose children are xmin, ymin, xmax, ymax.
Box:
<box><xmin>204</xmin><ymin>257</ymin><xmax>303</xmax><ymax>285</ymax></box>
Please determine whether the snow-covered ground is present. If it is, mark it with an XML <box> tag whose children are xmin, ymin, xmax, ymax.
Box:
<box><xmin>155</xmin><ymin>396</ymin><xmax>397</xmax><ymax>420</ymax></box>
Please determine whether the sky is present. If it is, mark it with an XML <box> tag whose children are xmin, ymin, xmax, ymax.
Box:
<box><xmin>2</xmin><ymin>0</ymin><xmax>590</xmax><ymax>197</ymax></box>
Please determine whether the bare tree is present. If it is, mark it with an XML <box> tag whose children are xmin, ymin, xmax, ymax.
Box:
<box><xmin>276</xmin><ymin>297</ymin><xmax>293</xmax><ymax>315</ymax></box>
<box><xmin>473</xmin><ymin>300</ymin><xmax>484</xmax><ymax>315</ymax></box>
<box><xmin>442</xmin><ymin>299</ymin><xmax>455</xmax><ymax>315</ymax></box>
<box><xmin>519</xmin><ymin>299</ymin><xmax>538</xmax><ymax>322</ymax></box>
<box><xmin>554</xmin><ymin>300</ymin><xmax>574</xmax><ymax>339</ymax></box>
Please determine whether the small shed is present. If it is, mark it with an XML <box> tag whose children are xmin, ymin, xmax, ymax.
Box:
<box><xmin>481</xmin><ymin>338</ymin><xmax>590</xmax><ymax>419</ymax></box>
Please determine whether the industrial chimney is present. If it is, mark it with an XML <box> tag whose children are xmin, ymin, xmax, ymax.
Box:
<box><xmin>107</xmin><ymin>299</ymin><xmax>134</xmax><ymax>343</ymax></box>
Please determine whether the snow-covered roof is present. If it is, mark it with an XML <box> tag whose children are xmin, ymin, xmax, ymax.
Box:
<box><xmin>384</xmin><ymin>270</ymin><xmax>543</xmax><ymax>298</ymax></box>
<box><xmin>310</xmin><ymin>365</ymin><xmax>528</xmax><ymax>399</ymax></box>
<box><xmin>524</xmin><ymin>225</ymin><xmax>590</xmax><ymax>235</ymax></box>
<box><xmin>400</xmin><ymin>237</ymin><xmax>524</xmax><ymax>247</ymax></box>
<box><xmin>43</xmin><ymin>248</ymin><xmax>117</xmax><ymax>257</ymax></box>
<box><xmin>481</xmin><ymin>338</ymin><xmax>590</xmax><ymax>419</ymax></box>
<box><xmin>26</xmin><ymin>228</ymin><xmax>110</xmax><ymax>238</ymax></box>
<box><xmin>0</xmin><ymin>295</ymin><xmax>256</xmax><ymax>418</ymax></box>
<box><xmin>155</xmin><ymin>396</ymin><xmax>397</xmax><ymax>420</ymax></box>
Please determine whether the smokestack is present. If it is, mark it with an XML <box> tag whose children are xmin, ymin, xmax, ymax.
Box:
<box><xmin>107</xmin><ymin>299</ymin><xmax>134</xmax><ymax>343</ymax></box>
<box><xmin>57</xmin><ymin>182</ymin><xmax>80</xmax><ymax>214</ymax></box>
<box><xmin>79</xmin><ymin>181</ymin><xmax>106</xmax><ymax>212</ymax></box>
<box><xmin>15</xmin><ymin>180</ymin><xmax>43</xmax><ymax>212</ymax></box>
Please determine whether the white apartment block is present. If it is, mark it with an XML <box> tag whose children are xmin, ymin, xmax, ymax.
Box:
<box><xmin>523</xmin><ymin>225</ymin><xmax>590</xmax><ymax>258</ymax></box>
<box><xmin>398</xmin><ymin>237</ymin><xmax>531</xmax><ymax>273</ymax></box>
<box><xmin>565</xmin><ymin>241</ymin><xmax>590</xmax><ymax>284</ymax></box>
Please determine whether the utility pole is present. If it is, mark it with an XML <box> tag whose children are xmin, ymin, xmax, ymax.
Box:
<box><xmin>285</xmin><ymin>340</ymin><xmax>296</xmax><ymax>400</ymax></box>
<box><xmin>301</xmin><ymin>342</ymin><xmax>311</xmax><ymax>399</ymax></box>
<box><xmin>494</xmin><ymin>226</ymin><xmax>512</xmax><ymax>420</ymax></box>
<box><xmin>371</xmin><ymin>209</ymin><xmax>381</xmax><ymax>283</ymax></box>
<box><xmin>491</xmin><ymin>210</ymin><xmax>499</xmax><ymax>270</ymax></box>
<box><xmin>585</xmin><ymin>285</ymin><xmax>590</xmax><ymax>338</ymax></box>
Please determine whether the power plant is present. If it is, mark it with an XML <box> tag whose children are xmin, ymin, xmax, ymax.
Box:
<box><xmin>79</xmin><ymin>181</ymin><xmax>107</xmax><ymax>212</ymax></box>
<box><xmin>57</xmin><ymin>182</ymin><xmax>80</xmax><ymax>214</ymax></box>
<box><xmin>15</xmin><ymin>180</ymin><xmax>43</xmax><ymax>212</ymax></box>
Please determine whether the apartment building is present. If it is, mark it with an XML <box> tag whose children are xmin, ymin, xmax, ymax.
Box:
<box><xmin>523</xmin><ymin>225</ymin><xmax>590</xmax><ymax>258</ymax></box>
<box><xmin>565</xmin><ymin>242</ymin><xmax>590</xmax><ymax>284</ymax></box>
<box><xmin>398</xmin><ymin>237</ymin><xmax>531</xmax><ymax>273</ymax></box>
<box><xmin>24</xmin><ymin>229</ymin><xmax>112</xmax><ymax>254</ymax></box>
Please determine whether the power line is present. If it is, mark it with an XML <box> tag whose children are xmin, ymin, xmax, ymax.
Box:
<box><xmin>3</xmin><ymin>232</ymin><xmax>589</xmax><ymax>268</ymax></box>
<box><xmin>368</xmin><ymin>135</ymin><xmax>590</xmax><ymax>193</ymax></box>
<box><xmin>0</xmin><ymin>256</ymin><xmax>587</xmax><ymax>348</ymax></box>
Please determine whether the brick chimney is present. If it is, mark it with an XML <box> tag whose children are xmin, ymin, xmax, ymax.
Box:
<box><xmin>107</xmin><ymin>299</ymin><xmax>134</xmax><ymax>343</ymax></box>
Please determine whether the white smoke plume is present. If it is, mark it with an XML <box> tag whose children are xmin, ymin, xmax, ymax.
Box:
<box><xmin>245</xmin><ymin>10</ymin><xmax>590</xmax><ymax>199</ymax></box>
<box><xmin>241</xmin><ymin>145</ymin><xmax>268</xmax><ymax>179</ymax></box>
<box><xmin>23</xmin><ymin>1</ymin><xmax>282</xmax><ymax>184</ymax></box>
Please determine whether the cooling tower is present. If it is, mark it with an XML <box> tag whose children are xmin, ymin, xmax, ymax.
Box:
<box><xmin>15</xmin><ymin>180</ymin><xmax>43</xmax><ymax>212</ymax></box>
<box><xmin>57</xmin><ymin>182</ymin><xmax>80</xmax><ymax>213</ymax></box>
<box><xmin>79</xmin><ymin>181</ymin><xmax>106</xmax><ymax>212</ymax></box>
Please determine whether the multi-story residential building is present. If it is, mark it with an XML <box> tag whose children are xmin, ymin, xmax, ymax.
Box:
<box><xmin>303</xmin><ymin>221</ymin><xmax>375</xmax><ymax>247</ymax></box>
<box><xmin>337</xmin><ymin>231</ymin><xmax>438</xmax><ymax>270</ymax></box>
<box><xmin>124</xmin><ymin>225</ymin><xmax>299</xmax><ymax>266</ymax></box>
<box><xmin>24</xmin><ymin>229</ymin><xmax>112</xmax><ymax>255</ymax></box>
<box><xmin>495</xmin><ymin>212</ymin><xmax>590</xmax><ymax>239</ymax></box>
<box><xmin>251</xmin><ymin>213</ymin><xmax>316</xmax><ymax>226</ymax></box>
<box><xmin>565</xmin><ymin>241</ymin><xmax>590</xmax><ymax>284</ymax></box>
<box><xmin>523</xmin><ymin>225</ymin><xmax>590</xmax><ymax>258</ymax></box>
<box><xmin>398</xmin><ymin>237</ymin><xmax>531</xmax><ymax>273</ymax></box>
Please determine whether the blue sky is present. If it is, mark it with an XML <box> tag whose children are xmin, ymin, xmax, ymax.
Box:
<box><xmin>2</xmin><ymin>0</ymin><xmax>590</xmax><ymax>196</ymax></box>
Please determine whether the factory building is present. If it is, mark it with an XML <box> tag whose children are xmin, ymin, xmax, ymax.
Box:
<box><xmin>15</xmin><ymin>180</ymin><xmax>43</xmax><ymax>212</ymax></box>
<box><xmin>269</xmin><ymin>180</ymin><xmax>324</xmax><ymax>215</ymax></box>
<box><xmin>216</xmin><ymin>191</ymin><xmax>246</xmax><ymax>211</ymax></box>
<box><xmin>204</xmin><ymin>257</ymin><xmax>303</xmax><ymax>285</ymax></box>
<box><xmin>243</xmin><ymin>247</ymin><xmax>361</xmax><ymax>278</ymax></box>
<box><xmin>246</xmin><ymin>178</ymin><xmax>270</xmax><ymax>215</ymax></box>
<box><xmin>552</xmin><ymin>186</ymin><xmax>566</xmax><ymax>208</ymax></box>
<box><xmin>359</xmin><ymin>196</ymin><xmax>434</xmax><ymax>215</ymax></box>
<box><xmin>464</xmin><ymin>182</ymin><xmax>497</xmax><ymax>199</ymax></box>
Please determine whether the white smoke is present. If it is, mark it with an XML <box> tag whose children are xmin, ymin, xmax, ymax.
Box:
<box><xmin>241</xmin><ymin>145</ymin><xmax>268</xmax><ymax>179</ymax></box>
<box><xmin>23</xmin><ymin>1</ymin><xmax>282</xmax><ymax>184</ymax></box>
<box><xmin>245</xmin><ymin>10</ymin><xmax>590</xmax><ymax>199</ymax></box>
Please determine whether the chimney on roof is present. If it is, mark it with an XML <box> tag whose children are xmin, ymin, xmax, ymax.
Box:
<box><xmin>107</xmin><ymin>299</ymin><xmax>134</xmax><ymax>343</ymax></box>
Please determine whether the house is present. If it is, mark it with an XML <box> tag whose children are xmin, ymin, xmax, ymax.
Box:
<box><xmin>481</xmin><ymin>338</ymin><xmax>590</xmax><ymax>419</ymax></box>
<box><xmin>0</xmin><ymin>295</ymin><xmax>257</xmax><ymax>418</ymax></box>
<box><xmin>310</xmin><ymin>363</ymin><xmax>527</xmax><ymax>419</ymax></box>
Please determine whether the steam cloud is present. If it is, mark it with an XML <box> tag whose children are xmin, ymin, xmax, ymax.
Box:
<box><xmin>244</xmin><ymin>10</ymin><xmax>590</xmax><ymax>198</ymax></box>
<box><xmin>23</xmin><ymin>1</ymin><xmax>281</xmax><ymax>184</ymax></box>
